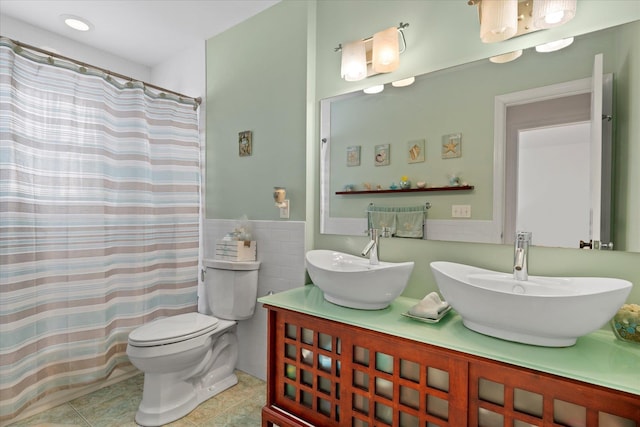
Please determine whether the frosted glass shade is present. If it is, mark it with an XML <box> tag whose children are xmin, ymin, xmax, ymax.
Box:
<box><xmin>532</xmin><ymin>0</ymin><xmax>577</xmax><ymax>29</ymax></box>
<box><xmin>372</xmin><ymin>27</ymin><xmax>400</xmax><ymax>73</ymax></box>
<box><xmin>479</xmin><ymin>0</ymin><xmax>518</xmax><ymax>43</ymax></box>
<box><xmin>341</xmin><ymin>40</ymin><xmax>367</xmax><ymax>81</ymax></box>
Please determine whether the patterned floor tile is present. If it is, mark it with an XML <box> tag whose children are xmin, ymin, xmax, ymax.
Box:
<box><xmin>76</xmin><ymin>392</ymin><xmax>141</xmax><ymax>427</ymax></box>
<box><xmin>69</xmin><ymin>374</ymin><xmax>143</xmax><ymax>412</ymax></box>
<box><xmin>6</xmin><ymin>370</ymin><xmax>264</xmax><ymax>427</ymax></box>
<box><xmin>7</xmin><ymin>403</ymin><xmax>90</xmax><ymax>427</ymax></box>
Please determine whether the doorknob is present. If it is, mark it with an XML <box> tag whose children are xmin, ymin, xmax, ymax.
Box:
<box><xmin>579</xmin><ymin>239</ymin><xmax>593</xmax><ymax>249</ymax></box>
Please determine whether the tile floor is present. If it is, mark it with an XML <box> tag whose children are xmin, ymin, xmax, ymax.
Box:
<box><xmin>8</xmin><ymin>371</ymin><xmax>266</xmax><ymax>427</ymax></box>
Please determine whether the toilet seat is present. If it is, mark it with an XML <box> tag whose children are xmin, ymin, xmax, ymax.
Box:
<box><xmin>128</xmin><ymin>312</ymin><xmax>220</xmax><ymax>347</ymax></box>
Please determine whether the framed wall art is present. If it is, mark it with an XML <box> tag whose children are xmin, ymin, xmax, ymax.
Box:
<box><xmin>442</xmin><ymin>133</ymin><xmax>462</xmax><ymax>159</ymax></box>
<box><xmin>347</xmin><ymin>145</ymin><xmax>361</xmax><ymax>166</ymax></box>
<box><xmin>374</xmin><ymin>144</ymin><xmax>390</xmax><ymax>166</ymax></box>
<box><xmin>407</xmin><ymin>139</ymin><xmax>425</xmax><ymax>163</ymax></box>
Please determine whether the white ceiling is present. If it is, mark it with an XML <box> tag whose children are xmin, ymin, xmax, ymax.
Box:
<box><xmin>0</xmin><ymin>0</ymin><xmax>280</xmax><ymax>67</ymax></box>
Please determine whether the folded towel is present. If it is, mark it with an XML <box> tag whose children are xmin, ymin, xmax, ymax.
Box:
<box><xmin>395</xmin><ymin>210</ymin><xmax>424</xmax><ymax>238</ymax></box>
<box><xmin>408</xmin><ymin>292</ymin><xmax>449</xmax><ymax>319</ymax></box>
<box><xmin>368</xmin><ymin>211</ymin><xmax>397</xmax><ymax>235</ymax></box>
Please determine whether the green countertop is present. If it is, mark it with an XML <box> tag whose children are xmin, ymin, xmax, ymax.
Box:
<box><xmin>258</xmin><ymin>285</ymin><xmax>640</xmax><ymax>396</ymax></box>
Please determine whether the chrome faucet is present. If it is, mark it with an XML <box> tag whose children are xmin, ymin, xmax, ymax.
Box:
<box><xmin>361</xmin><ymin>228</ymin><xmax>390</xmax><ymax>265</ymax></box>
<box><xmin>513</xmin><ymin>231</ymin><xmax>532</xmax><ymax>281</ymax></box>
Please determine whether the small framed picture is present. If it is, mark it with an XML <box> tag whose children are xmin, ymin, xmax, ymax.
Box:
<box><xmin>407</xmin><ymin>139</ymin><xmax>425</xmax><ymax>163</ymax></box>
<box><xmin>442</xmin><ymin>133</ymin><xmax>462</xmax><ymax>159</ymax></box>
<box><xmin>374</xmin><ymin>144</ymin><xmax>390</xmax><ymax>166</ymax></box>
<box><xmin>346</xmin><ymin>145</ymin><xmax>361</xmax><ymax>166</ymax></box>
<box><xmin>239</xmin><ymin>131</ymin><xmax>252</xmax><ymax>157</ymax></box>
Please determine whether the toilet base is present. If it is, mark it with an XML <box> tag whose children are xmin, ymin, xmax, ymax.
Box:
<box><xmin>134</xmin><ymin>372</ymin><xmax>238</xmax><ymax>427</ymax></box>
<box><xmin>130</xmin><ymin>325</ymin><xmax>240</xmax><ymax>427</ymax></box>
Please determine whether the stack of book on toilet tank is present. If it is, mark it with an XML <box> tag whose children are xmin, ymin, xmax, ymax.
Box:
<box><xmin>215</xmin><ymin>240</ymin><xmax>257</xmax><ymax>261</ymax></box>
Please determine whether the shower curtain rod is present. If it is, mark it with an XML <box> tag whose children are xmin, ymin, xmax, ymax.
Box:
<box><xmin>7</xmin><ymin>38</ymin><xmax>202</xmax><ymax>107</ymax></box>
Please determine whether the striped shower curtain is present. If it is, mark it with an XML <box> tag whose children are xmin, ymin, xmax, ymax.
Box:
<box><xmin>0</xmin><ymin>38</ymin><xmax>200</xmax><ymax>422</ymax></box>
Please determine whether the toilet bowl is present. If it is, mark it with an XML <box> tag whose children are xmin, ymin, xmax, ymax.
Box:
<box><xmin>126</xmin><ymin>259</ymin><xmax>260</xmax><ymax>426</ymax></box>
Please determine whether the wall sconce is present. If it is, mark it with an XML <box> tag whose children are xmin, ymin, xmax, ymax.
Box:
<box><xmin>273</xmin><ymin>187</ymin><xmax>289</xmax><ymax>219</ymax></box>
<box><xmin>336</xmin><ymin>22</ymin><xmax>409</xmax><ymax>81</ymax></box>
<box><xmin>469</xmin><ymin>0</ymin><xmax>577</xmax><ymax>43</ymax></box>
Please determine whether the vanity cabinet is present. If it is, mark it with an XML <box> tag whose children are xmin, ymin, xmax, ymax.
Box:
<box><xmin>261</xmin><ymin>305</ymin><xmax>640</xmax><ymax>427</ymax></box>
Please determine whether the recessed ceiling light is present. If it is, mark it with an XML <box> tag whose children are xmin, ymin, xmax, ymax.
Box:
<box><xmin>61</xmin><ymin>14</ymin><xmax>93</xmax><ymax>32</ymax></box>
<box><xmin>535</xmin><ymin>37</ymin><xmax>574</xmax><ymax>53</ymax></box>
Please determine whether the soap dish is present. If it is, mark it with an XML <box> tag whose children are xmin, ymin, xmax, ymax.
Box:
<box><xmin>402</xmin><ymin>305</ymin><xmax>452</xmax><ymax>324</ymax></box>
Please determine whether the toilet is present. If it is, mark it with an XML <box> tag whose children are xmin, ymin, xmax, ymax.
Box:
<box><xmin>126</xmin><ymin>259</ymin><xmax>260</xmax><ymax>427</ymax></box>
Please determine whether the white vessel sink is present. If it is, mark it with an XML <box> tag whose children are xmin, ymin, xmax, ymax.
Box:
<box><xmin>306</xmin><ymin>250</ymin><xmax>414</xmax><ymax>310</ymax></box>
<box><xmin>430</xmin><ymin>261</ymin><xmax>632</xmax><ymax>347</ymax></box>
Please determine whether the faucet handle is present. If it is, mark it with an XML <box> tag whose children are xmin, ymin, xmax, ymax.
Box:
<box><xmin>381</xmin><ymin>227</ymin><xmax>391</xmax><ymax>238</ymax></box>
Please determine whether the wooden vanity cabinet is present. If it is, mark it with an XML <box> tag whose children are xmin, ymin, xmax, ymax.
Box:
<box><xmin>261</xmin><ymin>306</ymin><xmax>640</xmax><ymax>427</ymax></box>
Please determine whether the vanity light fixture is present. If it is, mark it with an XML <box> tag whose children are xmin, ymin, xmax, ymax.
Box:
<box><xmin>336</xmin><ymin>22</ymin><xmax>409</xmax><ymax>81</ymax></box>
<box><xmin>61</xmin><ymin>14</ymin><xmax>93</xmax><ymax>32</ymax></box>
<box><xmin>469</xmin><ymin>0</ymin><xmax>577</xmax><ymax>43</ymax></box>
<box><xmin>535</xmin><ymin>36</ymin><xmax>574</xmax><ymax>52</ymax></box>
<box><xmin>363</xmin><ymin>85</ymin><xmax>384</xmax><ymax>94</ymax></box>
<box><xmin>489</xmin><ymin>49</ymin><xmax>523</xmax><ymax>63</ymax></box>
<box><xmin>532</xmin><ymin>0</ymin><xmax>577</xmax><ymax>29</ymax></box>
<box><xmin>391</xmin><ymin>76</ymin><xmax>416</xmax><ymax>87</ymax></box>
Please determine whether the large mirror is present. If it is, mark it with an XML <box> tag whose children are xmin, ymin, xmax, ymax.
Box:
<box><xmin>320</xmin><ymin>21</ymin><xmax>639</xmax><ymax>252</ymax></box>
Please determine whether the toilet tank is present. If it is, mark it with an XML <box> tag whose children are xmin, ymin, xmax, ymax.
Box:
<box><xmin>203</xmin><ymin>259</ymin><xmax>260</xmax><ymax>320</ymax></box>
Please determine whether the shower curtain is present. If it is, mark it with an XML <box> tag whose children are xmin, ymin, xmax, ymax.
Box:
<box><xmin>0</xmin><ymin>38</ymin><xmax>201</xmax><ymax>422</ymax></box>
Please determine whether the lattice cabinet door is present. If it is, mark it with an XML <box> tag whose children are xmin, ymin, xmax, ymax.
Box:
<box><xmin>468</xmin><ymin>358</ymin><xmax>640</xmax><ymax>427</ymax></box>
<box><xmin>270</xmin><ymin>309</ymin><xmax>344</xmax><ymax>426</ymax></box>
<box><xmin>264</xmin><ymin>307</ymin><xmax>470</xmax><ymax>427</ymax></box>
<box><xmin>344</xmin><ymin>331</ymin><xmax>469</xmax><ymax>426</ymax></box>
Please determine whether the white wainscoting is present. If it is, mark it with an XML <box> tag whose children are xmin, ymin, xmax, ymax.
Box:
<box><xmin>203</xmin><ymin>219</ymin><xmax>307</xmax><ymax>380</ymax></box>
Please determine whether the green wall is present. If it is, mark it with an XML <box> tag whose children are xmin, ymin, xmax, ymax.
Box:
<box><xmin>205</xmin><ymin>1</ymin><xmax>640</xmax><ymax>305</ymax></box>
<box><xmin>205</xmin><ymin>1</ymin><xmax>309</xmax><ymax>221</ymax></box>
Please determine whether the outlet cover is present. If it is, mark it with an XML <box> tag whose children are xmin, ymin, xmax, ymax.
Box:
<box><xmin>452</xmin><ymin>204</ymin><xmax>471</xmax><ymax>218</ymax></box>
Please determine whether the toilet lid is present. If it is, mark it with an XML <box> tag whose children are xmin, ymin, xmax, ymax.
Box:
<box><xmin>128</xmin><ymin>312</ymin><xmax>219</xmax><ymax>347</ymax></box>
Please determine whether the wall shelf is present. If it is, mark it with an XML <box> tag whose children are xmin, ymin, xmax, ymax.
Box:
<box><xmin>335</xmin><ymin>185</ymin><xmax>474</xmax><ymax>195</ymax></box>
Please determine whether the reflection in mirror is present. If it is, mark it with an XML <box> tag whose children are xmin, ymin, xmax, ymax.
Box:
<box><xmin>320</xmin><ymin>21</ymin><xmax>639</xmax><ymax>252</ymax></box>
<box><xmin>501</xmin><ymin>71</ymin><xmax>613</xmax><ymax>249</ymax></box>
